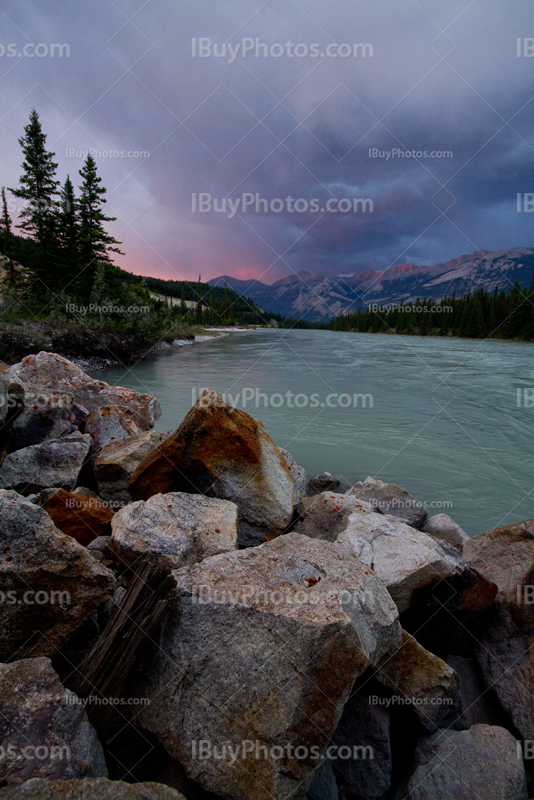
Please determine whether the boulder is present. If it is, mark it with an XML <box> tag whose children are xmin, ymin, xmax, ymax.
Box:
<box><xmin>337</xmin><ymin>522</ymin><xmax>480</xmax><ymax>615</ymax></box>
<box><xmin>396</xmin><ymin>724</ymin><xmax>528</xmax><ymax>799</ymax></box>
<box><xmin>464</xmin><ymin>519</ymin><xmax>534</xmax><ymax>742</ymax></box>
<box><xmin>0</xmin><ymin>778</ymin><xmax>187</xmax><ymax>799</ymax></box>
<box><xmin>347</xmin><ymin>477</ymin><xmax>427</xmax><ymax>529</ymax></box>
<box><xmin>9</xmin><ymin>391</ymin><xmax>76</xmax><ymax>451</ymax></box>
<box><xmin>111</xmin><ymin>492</ymin><xmax>238</xmax><ymax>571</ymax></box>
<box><xmin>3</xmin><ymin>353</ymin><xmax>161</xmax><ymax>427</ymax></box>
<box><xmin>129</xmin><ymin>389</ymin><xmax>297</xmax><ymax>548</ymax></box>
<box><xmin>87</xmin><ymin>536</ymin><xmax>112</xmax><ymax>560</ymax></box>
<box><xmin>0</xmin><ymin>657</ymin><xmax>107</xmax><ymax>785</ymax></box>
<box><xmin>308</xmin><ymin>473</ymin><xmax>340</xmax><ymax>492</ymax></box>
<box><xmin>83</xmin><ymin>405</ymin><xmax>149</xmax><ymax>455</ymax></box>
<box><xmin>0</xmin><ymin>490</ymin><xmax>115</xmax><ymax>661</ymax></box>
<box><xmin>296</xmin><ymin>493</ymin><xmax>375</xmax><ymax>542</ymax></box>
<box><xmin>422</xmin><ymin>514</ymin><xmax>470</xmax><ymax>552</ymax></box>
<box><xmin>38</xmin><ymin>489</ymin><xmax>112</xmax><ymax>546</ymax></box>
<box><xmin>447</xmin><ymin>655</ymin><xmax>503</xmax><ymax>729</ymax></box>
<box><xmin>376</xmin><ymin>631</ymin><xmax>461</xmax><ymax>731</ymax></box>
<box><xmin>280</xmin><ymin>448</ymin><xmax>307</xmax><ymax>503</ymax></box>
<box><xmin>376</xmin><ymin>631</ymin><xmax>461</xmax><ymax>732</ymax></box>
<box><xmin>72</xmin><ymin>487</ymin><xmax>99</xmax><ymax>498</ymax></box>
<box><xmin>0</xmin><ymin>376</ymin><xmax>25</xmax><ymax>466</ymax></box>
<box><xmin>0</xmin><ymin>432</ymin><xmax>92</xmax><ymax>494</ymax></box>
<box><xmin>297</xmin><ymin>492</ymin><xmax>466</xmax><ymax>612</ymax></box>
<box><xmin>306</xmin><ymin>760</ymin><xmax>338</xmax><ymax>800</ymax></box>
<box><xmin>94</xmin><ymin>429</ymin><xmax>166</xmax><ymax>508</ymax></box>
<box><xmin>136</xmin><ymin>532</ymin><xmax>401</xmax><ymax>800</ymax></box>
<box><xmin>332</xmin><ymin>683</ymin><xmax>392</xmax><ymax>799</ymax></box>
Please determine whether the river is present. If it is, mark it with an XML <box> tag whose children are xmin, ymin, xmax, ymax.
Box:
<box><xmin>92</xmin><ymin>328</ymin><xmax>534</xmax><ymax>536</ymax></box>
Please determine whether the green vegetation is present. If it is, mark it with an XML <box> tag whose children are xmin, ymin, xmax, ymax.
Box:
<box><xmin>330</xmin><ymin>281</ymin><xmax>534</xmax><ymax>340</ymax></box>
<box><xmin>0</xmin><ymin>109</ymin><xmax>289</xmax><ymax>362</ymax></box>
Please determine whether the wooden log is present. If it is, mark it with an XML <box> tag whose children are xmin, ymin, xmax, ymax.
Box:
<box><xmin>67</xmin><ymin>560</ymin><xmax>173</xmax><ymax>737</ymax></box>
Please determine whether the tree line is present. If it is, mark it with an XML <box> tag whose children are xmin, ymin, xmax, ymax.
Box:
<box><xmin>329</xmin><ymin>280</ymin><xmax>534</xmax><ymax>340</ymax></box>
<box><xmin>0</xmin><ymin>109</ymin><xmax>280</xmax><ymax>331</ymax></box>
<box><xmin>0</xmin><ymin>108</ymin><xmax>123</xmax><ymax>309</ymax></box>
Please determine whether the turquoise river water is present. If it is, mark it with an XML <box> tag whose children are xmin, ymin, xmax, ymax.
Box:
<box><xmin>92</xmin><ymin>328</ymin><xmax>534</xmax><ymax>536</ymax></box>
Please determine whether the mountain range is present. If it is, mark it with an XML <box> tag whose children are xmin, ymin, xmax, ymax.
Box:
<box><xmin>209</xmin><ymin>247</ymin><xmax>534</xmax><ymax>321</ymax></box>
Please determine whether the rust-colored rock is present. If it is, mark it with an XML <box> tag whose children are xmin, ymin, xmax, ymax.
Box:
<box><xmin>376</xmin><ymin>630</ymin><xmax>461</xmax><ymax>731</ymax></box>
<box><xmin>129</xmin><ymin>389</ymin><xmax>296</xmax><ymax>547</ymax></box>
<box><xmin>40</xmin><ymin>488</ymin><xmax>113</xmax><ymax>546</ymax></box>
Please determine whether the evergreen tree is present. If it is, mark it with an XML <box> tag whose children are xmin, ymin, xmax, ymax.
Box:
<box><xmin>56</xmin><ymin>175</ymin><xmax>80</xmax><ymax>285</ymax></box>
<box><xmin>0</xmin><ymin>188</ymin><xmax>18</xmax><ymax>290</ymax></box>
<box><xmin>78</xmin><ymin>154</ymin><xmax>122</xmax><ymax>298</ymax></box>
<box><xmin>10</xmin><ymin>109</ymin><xmax>59</xmax><ymax>281</ymax></box>
<box><xmin>195</xmin><ymin>273</ymin><xmax>203</xmax><ymax>324</ymax></box>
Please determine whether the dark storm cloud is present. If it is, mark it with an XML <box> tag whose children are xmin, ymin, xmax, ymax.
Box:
<box><xmin>0</xmin><ymin>0</ymin><xmax>533</xmax><ymax>282</ymax></box>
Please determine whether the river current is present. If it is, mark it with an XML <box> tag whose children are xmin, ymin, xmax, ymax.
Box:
<box><xmin>93</xmin><ymin>328</ymin><xmax>534</xmax><ymax>536</ymax></box>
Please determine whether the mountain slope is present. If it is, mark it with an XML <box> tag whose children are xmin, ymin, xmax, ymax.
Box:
<box><xmin>209</xmin><ymin>247</ymin><xmax>534</xmax><ymax>321</ymax></box>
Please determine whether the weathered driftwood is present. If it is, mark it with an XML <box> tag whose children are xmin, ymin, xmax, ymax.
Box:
<box><xmin>67</xmin><ymin>561</ymin><xmax>172</xmax><ymax>736</ymax></box>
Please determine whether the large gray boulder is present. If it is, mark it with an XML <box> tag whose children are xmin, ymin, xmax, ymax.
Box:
<box><xmin>332</xmin><ymin>683</ymin><xmax>392</xmax><ymax>799</ymax></box>
<box><xmin>0</xmin><ymin>778</ymin><xmax>186</xmax><ymax>799</ymax></box>
<box><xmin>464</xmin><ymin>519</ymin><xmax>534</xmax><ymax>742</ymax></box>
<box><xmin>111</xmin><ymin>491</ymin><xmax>238</xmax><ymax>571</ymax></box>
<box><xmin>396</xmin><ymin>724</ymin><xmax>527</xmax><ymax>799</ymax></box>
<box><xmin>347</xmin><ymin>477</ymin><xmax>427</xmax><ymax>529</ymax></box>
<box><xmin>93</xmin><ymin>429</ymin><xmax>166</xmax><ymax>508</ymax></box>
<box><xmin>297</xmin><ymin>492</ymin><xmax>465</xmax><ymax>612</ymax></box>
<box><xmin>306</xmin><ymin>760</ymin><xmax>338</xmax><ymax>800</ymax></box>
<box><xmin>83</xmin><ymin>405</ymin><xmax>149</xmax><ymax>455</ymax></box>
<box><xmin>447</xmin><ymin>655</ymin><xmax>503</xmax><ymax>729</ymax></box>
<box><xmin>9</xmin><ymin>391</ymin><xmax>77</xmax><ymax>451</ymax></box>
<box><xmin>423</xmin><ymin>514</ymin><xmax>470</xmax><ymax>553</ymax></box>
<box><xmin>3</xmin><ymin>352</ymin><xmax>161</xmax><ymax>427</ymax></box>
<box><xmin>0</xmin><ymin>658</ymin><xmax>107</xmax><ymax>785</ymax></box>
<box><xmin>129</xmin><ymin>389</ymin><xmax>298</xmax><ymax>548</ymax></box>
<box><xmin>0</xmin><ymin>432</ymin><xmax>92</xmax><ymax>494</ymax></box>
<box><xmin>136</xmin><ymin>532</ymin><xmax>401</xmax><ymax>800</ymax></box>
<box><xmin>0</xmin><ymin>490</ymin><xmax>115</xmax><ymax>661</ymax></box>
<box><xmin>376</xmin><ymin>631</ymin><xmax>461</xmax><ymax>731</ymax></box>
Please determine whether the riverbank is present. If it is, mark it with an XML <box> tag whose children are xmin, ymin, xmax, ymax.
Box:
<box><xmin>0</xmin><ymin>317</ymin><xmax>259</xmax><ymax>371</ymax></box>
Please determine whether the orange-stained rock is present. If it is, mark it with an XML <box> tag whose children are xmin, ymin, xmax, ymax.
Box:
<box><xmin>129</xmin><ymin>389</ymin><xmax>297</xmax><ymax>547</ymax></box>
<box><xmin>376</xmin><ymin>630</ymin><xmax>461</xmax><ymax>731</ymax></box>
<box><xmin>40</xmin><ymin>488</ymin><xmax>113</xmax><ymax>546</ymax></box>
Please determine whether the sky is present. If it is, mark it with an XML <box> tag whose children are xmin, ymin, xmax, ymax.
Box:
<box><xmin>0</xmin><ymin>0</ymin><xmax>533</xmax><ymax>284</ymax></box>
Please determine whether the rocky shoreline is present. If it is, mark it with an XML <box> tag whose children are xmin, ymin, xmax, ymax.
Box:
<box><xmin>0</xmin><ymin>351</ymin><xmax>532</xmax><ymax>799</ymax></box>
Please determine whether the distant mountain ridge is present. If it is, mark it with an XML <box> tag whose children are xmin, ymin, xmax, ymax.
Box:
<box><xmin>209</xmin><ymin>247</ymin><xmax>534</xmax><ymax>321</ymax></box>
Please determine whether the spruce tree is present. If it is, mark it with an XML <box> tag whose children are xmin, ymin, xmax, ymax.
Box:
<box><xmin>57</xmin><ymin>175</ymin><xmax>80</xmax><ymax>285</ymax></box>
<box><xmin>0</xmin><ymin>188</ymin><xmax>18</xmax><ymax>290</ymax></box>
<box><xmin>10</xmin><ymin>109</ymin><xmax>59</xmax><ymax>282</ymax></box>
<box><xmin>78</xmin><ymin>154</ymin><xmax>122</xmax><ymax>299</ymax></box>
<box><xmin>195</xmin><ymin>273</ymin><xmax>203</xmax><ymax>324</ymax></box>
